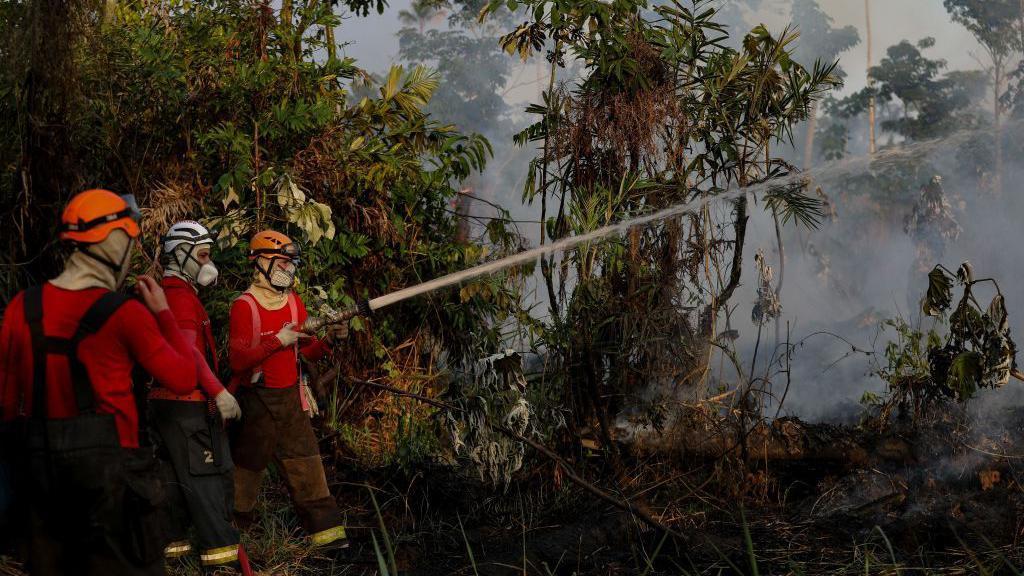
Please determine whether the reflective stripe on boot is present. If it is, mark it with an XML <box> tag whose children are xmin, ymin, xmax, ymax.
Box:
<box><xmin>165</xmin><ymin>540</ymin><xmax>193</xmax><ymax>558</ymax></box>
<box><xmin>201</xmin><ymin>544</ymin><xmax>240</xmax><ymax>566</ymax></box>
<box><xmin>311</xmin><ymin>525</ymin><xmax>348</xmax><ymax>547</ymax></box>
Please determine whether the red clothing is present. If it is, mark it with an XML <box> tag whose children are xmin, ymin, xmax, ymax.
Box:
<box><xmin>0</xmin><ymin>283</ymin><xmax>198</xmax><ymax>447</ymax></box>
<box><xmin>151</xmin><ymin>275</ymin><xmax>225</xmax><ymax>401</ymax></box>
<box><xmin>228</xmin><ymin>292</ymin><xmax>328</xmax><ymax>389</ymax></box>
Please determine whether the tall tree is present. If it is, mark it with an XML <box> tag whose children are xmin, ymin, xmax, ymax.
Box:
<box><xmin>789</xmin><ymin>0</ymin><xmax>859</xmax><ymax>169</ymax></box>
<box><xmin>943</xmin><ymin>0</ymin><xmax>1024</xmax><ymax>194</ymax></box>
<box><xmin>836</xmin><ymin>38</ymin><xmax>987</xmax><ymax>142</ymax></box>
<box><xmin>398</xmin><ymin>0</ymin><xmax>513</xmax><ymax>137</ymax></box>
<box><xmin>398</xmin><ymin>0</ymin><xmax>446</xmax><ymax>34</ymax></box>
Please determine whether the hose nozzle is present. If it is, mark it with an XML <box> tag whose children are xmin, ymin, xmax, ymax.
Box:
<box><xmin>302</xmin><ymin>299</ymin><xmax>373</xmax><ymax>333</ymax></box>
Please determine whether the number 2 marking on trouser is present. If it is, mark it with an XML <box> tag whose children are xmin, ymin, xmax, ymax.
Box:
<box><xmin>204</xmin><ymin>450</ymin><xmax>214</xmax><ymax>464</ymax></box>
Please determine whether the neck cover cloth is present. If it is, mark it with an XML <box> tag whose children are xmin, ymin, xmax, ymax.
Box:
<box><xmin>52</xmin><ymin>229</ymin><xmax>134</xmax><ymax>291</ymax></box>
<box><xmin>247</xmin><ymin>257</ymin><xmax>292</xmax><ymax>310</ymax></box>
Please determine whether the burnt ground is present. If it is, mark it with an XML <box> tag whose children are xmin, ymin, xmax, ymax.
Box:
<box><xmin>306</xmin><ymin>408</ymin><xmax>1024</xmax><ymax>575</ymax></box>
<box><xmin>5</xmin><ymin>409</ymin><xmax>1023</xmax><ymax>575</ymax></box>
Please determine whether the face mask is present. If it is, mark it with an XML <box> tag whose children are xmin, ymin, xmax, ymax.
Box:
<box><xmin>269</xmin><ymin>262</ymin><xmax>296</xmax><ymax>291</ymax></box>
<box><xmin>170</xmin><ymin>244</ymin><xmax>217</xmax><ymax>287</ymax></box>
<box><xmin>196</xmin><ymin>262</ymin><xmax>219</xmax><ymax>287</ymax></box>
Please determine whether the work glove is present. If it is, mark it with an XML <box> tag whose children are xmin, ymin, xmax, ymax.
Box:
<box><xmin>215</xmin><ymin>390</ymin><xmax>242</xmax><ymax>420</ymax></box>
<box><xmin>275</xmin><ymin>322</ymin><xmax>311</xmax><ymax>348</ymax></box>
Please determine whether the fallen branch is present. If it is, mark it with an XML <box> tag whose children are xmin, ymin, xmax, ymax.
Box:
<box><xmin>320</xmin><ymin>370</ymin><xmax>689</xmax><ymax>543</ymax></box>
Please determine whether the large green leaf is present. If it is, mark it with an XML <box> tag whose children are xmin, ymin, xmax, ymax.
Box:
<box><xmin>948</xmin><ymin>351</ymin><xmax>982</xmax><ymax>401</ymax></box>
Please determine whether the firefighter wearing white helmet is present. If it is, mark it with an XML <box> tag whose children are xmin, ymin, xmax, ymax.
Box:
<box><xmin>150</xmin><ymin>220</ymin><xmax>253</xmax><ymax>574</ymax></box>
<box><xmin>163</xmin><ymin>220</ymin><xmax>220</xmax><ymax>287</ymax></box>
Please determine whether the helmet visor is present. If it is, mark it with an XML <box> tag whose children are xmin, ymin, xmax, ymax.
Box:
<box><xmin>120</xmin><ymin>194</ymin><xmax>142</xmax><ymax>224</ymax></box>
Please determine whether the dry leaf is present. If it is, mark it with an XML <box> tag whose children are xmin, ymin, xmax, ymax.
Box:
<box><xmin>979</xmin><ymin>469</ymin><xmax>1001</xmax><ymax>491</ymax></box>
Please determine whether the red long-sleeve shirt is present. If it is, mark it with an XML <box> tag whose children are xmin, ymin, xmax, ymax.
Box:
<box><xmin>228</xmin><ymin>292</ymin><xmax>328</xmax><ymax>389</ymax></box>
<box><xmin>0</xmin><ymin>283</ymin><xmax>198</xmax><ymax>447</ymax></box>
<box><xmin>150</xmin><ymin>275</ymin><xmax>225</xmax><ymax>401</ymax></box>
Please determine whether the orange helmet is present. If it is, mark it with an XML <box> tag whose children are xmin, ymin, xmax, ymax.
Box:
<box><xmin>248</xmin><ymin>230</ymin><xmax>301</xmax><ymax>262</ymax></box>
<box><xmin>60</xmin><ymin>189</ymin><xmax>141</xmax><ymax>244</ymax></box>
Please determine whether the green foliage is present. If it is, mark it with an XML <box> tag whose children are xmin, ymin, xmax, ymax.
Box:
<box><xmin>789</xmin><ymin>0</ymin><xmax>860</xmax><ymax>75</ymax></box>
<box><xmin>0</xmin><ymin>1</ymin><xmax>531</xmax><ymax>465</ymax></box>
<box><xmin>837</xmin><ymin>38</ymin><xmax>987</xmax><ymax>141</ymax></box>
<box><xmin>368</xmin><ymin>486</ymin><xmax>400</xmax><ymax>575</ymax></box>
<box><xmin>398</xmin><ymin>0</ymin><xmax>515</xmax><ymax>138</ymax></box>
<box><xmin>944</xmin><ymin>0</ymin><xmax>1023</xmax><ymax>59</ymax></box>
<box><xmin>483</xmin><ymin>0</ymin><xmax>839</xmax><ymax>446</ymax></box>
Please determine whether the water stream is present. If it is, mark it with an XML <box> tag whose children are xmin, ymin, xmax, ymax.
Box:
<box><xmin>366</xmin><ymin>124</ymin><xmax>995</xmax><ymax>312</ymax></box>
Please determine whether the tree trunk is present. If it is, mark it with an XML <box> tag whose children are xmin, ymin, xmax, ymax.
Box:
<box><xmin>865</xmin><ymin>0</ymin><xmax>876</xmax><ymax>154</ymax></box>
<box><xmin>280</xmin><ymin>0</ymin><xmax>293</xmax><ymax>26</ymax></box>
<box><xmin>280</xmin><ymin>0</ymin><xmax>300</xmax><ymax>61</ymax></box>
<box><xmin>803</xmin><ymin>101</ymin><xmax>818</xmax><ymax>171</ymax></box>
<box><xmin>659</xmin><ymin>418</ymin><xmax>913</xmax><ymax>467</ymax></box>
<box><xmin>994</xmin><ymin>60</ymin><xmax>1004</xmax><ymax>196</ymax></box>
<box><xmin>12</xmin><ymin>0</ymin><xmax>83</xmax><ymax>285</ymax></box>
<box><xmin>325</xmin><ymin>19</ymin><xmax>336</xmax><ymax>61</ymax></box>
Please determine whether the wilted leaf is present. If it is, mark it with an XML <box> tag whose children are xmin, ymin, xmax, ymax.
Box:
<box><xmin>956</xmin><ymin>261</ymin><xmax>974</xmax><ymax>284</ymax></box>
<box><xmin>923</xmin><ymin>267</ymin><xmax>953</xmax><ymax>317</ymax></box>
<box><xmin>988</xmin><ymin>294</ymin><xmax>1008</xmax><ymax>332</ymax></box>
<box><xmin>222</xmin><ymin>186</ymin><xmax>240</xmax><ymax>210</ymax></box>
<box><xmin>979</xmin><ymin>469</ymin><xmax>1000</xmax><ymax>491</ymax></box>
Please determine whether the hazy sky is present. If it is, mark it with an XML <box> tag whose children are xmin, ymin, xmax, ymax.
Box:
<box><xmin>338</xmin><ymin>0</ymin><xmax>986</xmax><ymax>98</ymax></box>
<box><xmin>763</xmin><ymin>0</ymin><xmax>984</xmax><ymax>96</ymax></box>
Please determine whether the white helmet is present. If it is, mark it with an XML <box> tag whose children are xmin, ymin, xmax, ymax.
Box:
<box><xmin>162</xmin><ymin>220</ymin><xmax>219</xmax><ymax>286</ymax></box>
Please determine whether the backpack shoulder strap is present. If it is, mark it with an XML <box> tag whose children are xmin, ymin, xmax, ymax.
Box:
<box><xmin>238</xmin><ymin>293</ymin><xmax>264</xmax><ymax>384</ymax></box>
<box><xmin>238</xmin><ymin>293</ymin><xmax>261</xmax><ymax>347</ymax></box>
<box><xmin>68</xmin><ymin>292</ymin><xmax>129</xmax><ymax>414</ymax></box>
<box><xmin>287</xmin><ymin>293</ymin><xmax>298</xmax><ymax>326</ymax></box>
<box><xmin>287</xmin><ymin>292</ymin><xmax>310</xmax><ymax>411</ymax></box>
<box><xmin>23</xmin><ymin>286</ymin><xmax>46</xmax><ymax>419</ymax></box>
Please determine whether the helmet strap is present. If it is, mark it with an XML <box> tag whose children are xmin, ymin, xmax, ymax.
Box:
<box><xmin>171</xmin><ymin>243</ymin><xmax>202</xmax><ymax>284</ymax></box>
<box><xmin>257</xmin><ymin>258</ymin><xmax>283</xmax><ymax>293</ymax></box>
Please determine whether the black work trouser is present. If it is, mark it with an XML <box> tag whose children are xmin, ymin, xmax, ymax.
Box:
<box><xmin>26</xmin><ymin>417</ymin><xmax>167</xmax><ymax>576</ymax></box>
<box><xmin>151</xmin><ymin>400</ymin><xmax>239</xmax><ymax>569</ymax></box>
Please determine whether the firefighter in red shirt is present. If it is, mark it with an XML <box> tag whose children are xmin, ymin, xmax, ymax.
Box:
<box><xmin>229</xmin><ymin>230</ymin><xmax>348</xmax><ymax>551</ymax></box>
<box><xmin>0</xmin><ymin>189</ymin><xmax>199</xmax><ymax>575</ymax></box>
<box><xmin>150</xmin><ymin>220</ymin><xmax>252</xmax><ymax>574</ymax></box>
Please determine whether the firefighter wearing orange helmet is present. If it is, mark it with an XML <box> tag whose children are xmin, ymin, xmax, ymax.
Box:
<box><xmin>227</xmin><ymin>230</ymin><xmax>349</xmax><ymax>551</ymax></box>
<box><xmin>0</xmin><ymin>189</ymin><xmax>200</xmax><ymax>575</ymax></box>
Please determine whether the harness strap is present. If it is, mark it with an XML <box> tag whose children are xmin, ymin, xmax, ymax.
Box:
<box><xmin>238</xmin><ymin>293</ymin><xmax>307</xmax><ymax>409</ymax></box>
<box><xmin>69</xmin><ymin>292</ymin><xmax>129</xmax><ymax>414</ymax></box>
<box><xmin>22</xmin><ymin>286</ymin><xmax>128</xmax><ymax>418</ymax></box>
<box><xmin>286</xmin><ymin>293</ymin><xmax>311</xmax><ymax>412</ymax></box>
<box><xmin>239</xmin><ymin>294</ymin><xmax>261</xmax><ymax>384</ymax></box>
<box><xmin>24</xmin><ymin>286</ymin><xmax>46</xmax><ymax>420</ymax></box>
